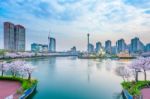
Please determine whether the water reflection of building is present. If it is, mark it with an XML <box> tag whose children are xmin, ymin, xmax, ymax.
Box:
<box><xmin>87</xmin><ymin>60</ymin><xmax>93</xmax><ymax>83</ymax></box>
<box><xmin>48</xmin><ymin>57</ymin><xmax>56</xmax><ymax>70</ymax></box>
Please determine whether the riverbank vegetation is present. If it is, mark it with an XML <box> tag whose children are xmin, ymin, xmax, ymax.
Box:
<box><xmin>116</xmin><ymin>57</ymin><xmax>150</xmax><ymax>96</ymax></box>
<box><xmin>121</xmin><ymin>81</ymin><xmax>150</xmax><ymax>95</ymax></box>
<box><xmin>0</xmin><ymin>61</ymin><xmax>35</xmax><ymax>80</ymax></box>
<box><xmin>0</xmin><ymin>60</ymin><xmax>37</xmax><ymax>90</ymax></box>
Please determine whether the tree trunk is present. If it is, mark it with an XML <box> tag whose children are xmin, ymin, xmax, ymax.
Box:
<box><xmin>144</xmin><ymin>69</ymin><xmax>147</xmax><ymax>81</ymax></box>
<box><xmin>122</xmin><ymin>77</ymin><xmax>125</xmax><ymax>82</ymax></box>
<box><xmin>1</xmin><ymin>71</ymin><xmax>3</xmax><ymax>77</ymax></box>
<box><xmin>12</xmin><ymin>72</ymin><xmax>15</xmax><ymax>77</ymax></box>
<box><xmin>1</xmin><ymin>65</ymin><xmax>3</xmax><ymax>77</ymax></box>
<box><xmin>135</xmin><ymin>70</ymin><xmax>138</xmax><ymax>82</ymax></box>
<box><xmin>28</xmin><ymin>73</ymin><xmax>31</xmax><ymax>80</ymax></box>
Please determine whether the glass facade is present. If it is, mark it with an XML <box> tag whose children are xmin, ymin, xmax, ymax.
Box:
<box><xmin>4</xmin><ymin>22</ymin><xmax>25</xmax><ymax>52</ymax></box>
<box><xmin>15</xmin><ymin>25</ymin><xmax>25</xmax><ymax>52</ymax></box>
<box><xmin>95</xmin><ymin>42</ymin><xmax>102</xmax><ymax>53</ymax></box>
<box><xmin>4</xmin><ymin>22</ymin><xmax>15</xmax><ymax>51</ymax></box>
<box><xmin>31</xmin><ymin>43</ymin><xmax>48</xmax><ymax>52</ymax></box>
<box><xmin>88</xmin><ymin>43</ymin><xmax>94</xmax><ymax>53</ymax></box>
<box><xmin>131</xmin><ymin>37</ymin><xmax>144</xmax><ymax>53</ymax></box>
<box><xmin>146</xmin><ymin>43</ymin><xmax>150</xmax><ymax>52</ymax></box>
<box><xmin>105</xmin><ymin>40</ymin><xmax>112</xmax><ymax>54</ymax></box>
<box><xmin>48</xmin><ymin>37</ymin><xmax>56</xmax><ymax>52</ymax></box>
<box><xmin>116</xmin><ymin>39</ymin><xmax>126</xmax><ymax>53</ymax></box>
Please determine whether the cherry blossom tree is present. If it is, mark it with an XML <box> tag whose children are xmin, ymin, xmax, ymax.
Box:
<box><xmin>115</xmin><ymin>66</ymin><xmax>132</xmax><ymax>82</ymax></box>
<box><xmin>9</xmin><ymin>61</ymin><xmax>26</xmax><ymax>76</ymax></box>
<box><xmin>0</xmin><ymin>61</ymin><xmax>7</xmax><ymax>76</ymax></box>
<box><xmin>0</xmin><ymin>60</ymin><xmax>36</xmax><ymax>81</ymax></box>
<box><xmin>137</xmin><ymin>57</ymin><xmax>150</xmax><ymax>81</ymax></box>
<box><xmin>23</xmin><ymin>64</ymin><xmax>35</xmax><ymax>80</ymax></box>
<box><xmin>128</xmin><ymin>57</ymin><xmax>150</xmax><ymax>81</ymax></box>
<box><xmin>128</xmin><ymin>59</ymin><xmax>141</xmax><ymax>82</ymax></box>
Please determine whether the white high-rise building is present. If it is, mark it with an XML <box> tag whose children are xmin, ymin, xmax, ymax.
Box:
<box><xmin>48</xmin><ymin>33</ymin><xmax>56</xmax><ymax>52</ymax></box>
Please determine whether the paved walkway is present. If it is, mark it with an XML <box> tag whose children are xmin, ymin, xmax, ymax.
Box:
<box><xmin>141</xmin><ymin>88</ymin><xmax>150</xmax><ymax>99</ymax></box>
<box><xmin>0</xmin><ymin>80</ymin><xmax>21</xmax><ymax>99</ymax></box>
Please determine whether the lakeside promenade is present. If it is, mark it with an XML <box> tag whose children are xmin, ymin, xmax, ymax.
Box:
<box><xmin>0</xmin><ymin>80</ymin><xmax>21</xmax><ymax>99</ymax></box>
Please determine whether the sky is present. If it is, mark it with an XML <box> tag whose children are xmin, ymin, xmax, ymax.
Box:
<box><xmin>0</xmin><ymin>0</ymin><xmax>150</xmax><ymax>51</ymax></box>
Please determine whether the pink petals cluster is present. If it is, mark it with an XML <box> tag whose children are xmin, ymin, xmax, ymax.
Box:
<box><xmin>5</xmin><ymin>52</ymin><xmax>35</xmax><ymax>58</ymax></box>
<box><xmin>0</xmin><ymin>60</ymin><xmax>35</xmax><ymax>80</ymax></box>
<box><xmin>129</xmin><ymin>57</ymin><xmax>150</xmax><ymax>72</ymax></box>
<box><xmin>116</xmin><ymin>57</ymin><xmax>150</xmax><ymax>82</ymax></box>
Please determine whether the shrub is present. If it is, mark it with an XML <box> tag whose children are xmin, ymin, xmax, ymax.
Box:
<box><xmin>0</xmin><ymin>76</ymin><xmax>37</xmax><ymax>90</ymax></box>
<box><xmin>121</xmin><ymin>81</ymin><xmax>150</xmax><ymax>95</ymax></box>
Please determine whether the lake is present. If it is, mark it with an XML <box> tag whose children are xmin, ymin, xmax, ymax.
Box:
<box><xmin>26</xmin><ymin>57</ymin><xmax>131</xmax><ymax>99</ymax></box>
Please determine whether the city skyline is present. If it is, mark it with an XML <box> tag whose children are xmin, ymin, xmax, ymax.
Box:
<box><xmin>1</xmin><ymin>21</ymin><xmax>150</xmax><ymax>53</ymax></box>
<box><xmin>0</xmin><ymin>0</ymin><xmax>150</xmax><ymax>51</ymax></box>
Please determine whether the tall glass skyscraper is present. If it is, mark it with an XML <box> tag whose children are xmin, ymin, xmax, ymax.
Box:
<box><xmin>88</xmin><ymin>43</ymin><xmax>94</xmax><ymax>53</ymax></box>
<box><xmin>105</xmin><ymin>40</ymin><xmax>112</xmax><ymax>54</ymax></box>
<box><xmin>131</xmin><ymin>37</ymin><xmax>144</xmax><ymax>53</ymax></box>
<box><xmin>15</xmin><ymin>25</ymin><xmax>25</xmax><ymax>52</ymax></box>
<box><xmin>146</xmin><ymin>43</ymin><xmax>150</xmax><ymax>52</ymax></box>
<box><xmin>95</xmin><ymin>42</ymin><xmax>102</xmax><ymax>53</ymax></box>
<box><xmin>4</xmin><ymin>22</ymin><xmax>15</xmax><ymax>51</ymax></box>
<box><xmin>116</xmin><ymin>39</ymin><xmax>126</xmax><ymax>53</ymax></box>
<box><xmin>4</xmin><ymin>22</ymin><xmax>25</xmax><ymax>52</ymax></box>
<box><xmin>48</xmin><ymin>34</ymin><xmax>56</xmax><ymax>52</ymax></box>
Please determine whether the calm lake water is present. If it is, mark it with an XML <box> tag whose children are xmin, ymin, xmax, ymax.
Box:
<box><xmin>26</xmin><ymin>57</ymin><xmax>131</xmax><ymax>99</ymax></box>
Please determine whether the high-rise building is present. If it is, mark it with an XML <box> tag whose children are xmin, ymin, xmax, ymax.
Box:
<box><xmin>4</xmin><ymin>22</ymin><xmax>15</xmax><ymax>51</ymax></box>
<box><xmin>145</xmin><ymin>43</ymin><xmax>150</xmax><ymax>52</ymax></box>
<box><xmin>95</xmin><ymin>42</ymin><xmax>102</xmax><ymax>53</ymax></box>
<box><xmin>105</xmin><ymin>40</ymin><xmax>112</xmax><ymax>54</ymax></box>
<box><xmin>88</xmin><ymin>43</ymin><xmax>94</xmax><ymax>53</ymax></box>
<box><xmin>111</xmin><ymin>46</ymin><xmax>117</xmax><ymax>55</ymax></box>
<box><xmin>4</xmin><ymin>22</ymin><xmax>25</xmax><ymax>52</ymax></box>
<box><xmin>42</xmin><ymin>45</ymin><xmax>48</xmax><ymax>52</ymax></box>
<box><xmin>116</xmin><ymin>39</ymin><xmax>126</xmax><ymax>53</ymax></box>
<box><xmin>131</xmin><ymin>37</ymin><xmax>144</xmax><ymax>53</ymax></box>
<box><xmin>71</xmin><ymin>46</ymin><xmax>76</xmax><ymax>52</ymax></box>
<box><xmin>15</xmin><ymin>25</ymin><xmax>25</xmax><ymax>52</ymax></box>
<box><xmin>126</xmin><ymin>44</ymin><xmax>131</xmax><ymax>53</ymax></box>
<box><xmin>48</xmin><ymin>34</ymin><xmax>56</xmax><ymax>52</ymax></box>
<box><xmin>31</xmin><ymin>43</ymin><xmax>48</xmax><ymax>52</ymax></box>
<box><xmin>31</xmin><ymin>43</ymin><xmax>40</xmax><ymax>52</ymax></box>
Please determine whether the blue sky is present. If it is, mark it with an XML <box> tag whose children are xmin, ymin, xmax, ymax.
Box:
<box><xmin>0</xmin><ymin>0</ymin><xmax>150</xmax><ymax>51</ymax></box>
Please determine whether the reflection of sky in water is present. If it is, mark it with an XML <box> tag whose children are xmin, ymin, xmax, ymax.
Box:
<box><xmin>25</xmin><ymin>57</ymin><xmax>134</xmax><ymax>99</ymax></box>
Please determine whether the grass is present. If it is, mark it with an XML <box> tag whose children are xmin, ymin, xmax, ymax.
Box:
<box><xmin>121</xmin><ymin>81</ymin><xmax>150</xmax><ymax>96</ymax></box>
<box><xmin>0</xmin><ymin>76</ymin><xmax>37</xmax><ymax>90</ymax></box>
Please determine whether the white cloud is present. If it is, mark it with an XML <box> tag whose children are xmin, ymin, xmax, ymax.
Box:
<box><xmin>0</xmin><ymin>0</ymin><xmax>150</xmax><ymax>51</ymax></box>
